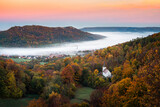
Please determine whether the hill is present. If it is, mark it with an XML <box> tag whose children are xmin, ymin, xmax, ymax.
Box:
<box><xmin>81</xmin><ymin>27</ymin><xmax>160</xmax><ymax>32</ymax></box>
<box><xmin>0</xmin><ymin>25</ymin><xmax>104</xmax><ymax>47</ymax></box>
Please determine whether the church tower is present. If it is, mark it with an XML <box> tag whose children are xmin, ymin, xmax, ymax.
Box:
<box><xmin>102</xmin><ymin>62</ymin><xmax>106</xmax><ymax>72</ymax></box>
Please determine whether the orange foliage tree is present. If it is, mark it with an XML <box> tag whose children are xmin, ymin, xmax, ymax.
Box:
<box><xmin>61</xmin><ymin>64</ymin><xmax>74</xmax><ymax>84</ymax></box>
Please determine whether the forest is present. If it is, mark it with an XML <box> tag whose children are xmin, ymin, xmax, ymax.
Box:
<box><xmin>0</xmin><ymin>32</ymin><xmax>159</xmax><ymax>107</ymax></box>
<box><xmin>0</xmin><ymin>25</ymin><xmax>104</xmax><ymax>47</ymax></box>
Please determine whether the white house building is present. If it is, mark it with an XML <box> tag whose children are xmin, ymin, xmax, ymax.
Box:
<box><xmin>102</xmin><ymin>62</ymin><xmax>112</xmax><ymax>78</ymax></box>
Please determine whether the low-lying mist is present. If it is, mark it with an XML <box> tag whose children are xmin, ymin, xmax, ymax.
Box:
<box><xmin>0</xmin><ymin>32</ymin><xmax>155</xmax><ymax>56</ymax></box>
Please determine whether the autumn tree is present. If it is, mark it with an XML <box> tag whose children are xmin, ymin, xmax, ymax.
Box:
<box><xmin>111</xmin><ymin>66</ymin><xmax>122</xmax><ymax>83</ymax></box>
<box><xmin>27</xmin><ymin>98</ymin><xmax>48</xmax><ymax>107</ymax></box>
<box><xmin>48</xmin><ymin>91</ymin><xmax>70</xmax><ymax>107</ymax></box>
<box><xmin>64</xmin><ymin>57</ymin><xmax>72</xmax><ymax>66</ymax></box>
<box><xmin>122</xmin><ymin>60</ymin><xmax>134</xmax><ymax>79</ymax></box>
<box><xmin>101</xmin><ymin>78</ymin><xmax>132</xmax><ymax>107</ymax></box>
<box><xmin>71</xmin><ymin>63</ymin><xmax>82</xmax><ymax>84</ymax></box>
<box><xmin>61</xmin><ymin>64</ymin><xmax>74</xmax><ymax>84</ymax></box>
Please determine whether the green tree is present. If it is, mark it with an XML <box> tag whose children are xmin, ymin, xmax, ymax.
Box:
<box><xmin>7</xmin><ymin>71</ymin><xmax>23</xmax><ymax>98</ymax></box>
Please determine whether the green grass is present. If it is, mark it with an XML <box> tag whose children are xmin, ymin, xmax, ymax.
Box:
<box><xmin>0</xmin><ymin>95</ymin><xmax>39</xmax><ymax>107</ymax></box>
<box><xmin>71</xmin><ymin>87</ymin><xmax>94</xmax><ymax>104</ymax></box>
<box><xmin>40</xmin><ymin>62</ymin><xmax>48</xmax><ymax>65</ymax></box>
<box><xmin>8</xmin><ymin>58</ymin><xmax>31</xmax><ymax>63</ymax></box>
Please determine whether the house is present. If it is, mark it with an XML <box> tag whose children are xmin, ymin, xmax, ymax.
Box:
<box><xmin>102</xmin><ymin>62</ymin><xmax>112</xmax><ymax>78</ymax></box>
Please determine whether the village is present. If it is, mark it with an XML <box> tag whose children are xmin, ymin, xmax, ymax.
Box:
<box><xmin>0</xmin><ymin>54</ymin><xmax>69</xmax><ymax>60</ymax></box>
<box><xmin>0</xmin><ymin>50</ymin><xmax>93</xmax><ymax>61</ymax></box>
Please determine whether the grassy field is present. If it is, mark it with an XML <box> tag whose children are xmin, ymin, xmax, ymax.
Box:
<box><xmin>8</xmin><ymin>58</ymin><xmax>31</xmax><ymax>63</ymax></box>
<box><xmin>71</xmin><ymin>87</ymin><xmax>94</xmax><ymax>104</ymax></box>
<box><xmin>40</xmin><ymin>62</ymin><xmax>48</xmax><ymax>65</ymax></box>
<box><xmin>0</xmin><ymin>95</ymin><xmax>39</xmax><ymax>107</ymax></box>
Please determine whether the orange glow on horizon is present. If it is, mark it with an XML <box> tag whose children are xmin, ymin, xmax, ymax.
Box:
<box><xmin>0</xmin><ymin>0</ymin><xmax>160</xmax><ymax>24</ymax></box>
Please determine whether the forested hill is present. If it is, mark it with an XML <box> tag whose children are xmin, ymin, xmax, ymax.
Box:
<box><xmin>81</xmin><ymin>27</ymin><xmax>160</xmax><ymax>32</ymax></box>
<box><xmin>0</xmin><ymin>32</ymin><xmax>159</xmax><ymax>107</ymax></box>
<box><xmin>0</xmin><ymin>25</ymin><xmax>104</xmax><ymax>47</ymax></box>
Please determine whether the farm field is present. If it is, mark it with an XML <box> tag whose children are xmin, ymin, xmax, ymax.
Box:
<box><xmin>8</xmin><ymin>58</ymin><xmax>31</xmax><ymax>63</ymax></box>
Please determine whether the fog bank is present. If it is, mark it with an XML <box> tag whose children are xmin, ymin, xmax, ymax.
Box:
<box><xmin>0</xmin><ymin>32</ymin><xmax>155</xmax><ymax>56</ymax></box>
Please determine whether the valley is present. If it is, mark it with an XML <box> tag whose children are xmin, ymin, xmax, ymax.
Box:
<box><xmin>0</xmin><ymin>31</ymin><xmax>159</xmax><ymax>107</ymax></box>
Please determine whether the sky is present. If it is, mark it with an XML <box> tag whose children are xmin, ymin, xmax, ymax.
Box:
<box><xmin>0</xmin><ymin>0</ymin><xmax>160</xmax><ymax>30</ymax></box>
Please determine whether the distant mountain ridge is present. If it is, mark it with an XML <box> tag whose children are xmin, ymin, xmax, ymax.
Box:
<box><xmin>0</xmin><ymin>25</ymin><xmax>104</xmax><ymax>47</ymax></box>
<box><xmin>81</xmin><ymin>27</ymin><xmax>160</xmax><ymax>32</ymax></box>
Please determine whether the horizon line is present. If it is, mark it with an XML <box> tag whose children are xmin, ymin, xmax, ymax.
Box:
<box><xmin>1</xmin><ymin>24</ymin><xmax>160</xmax><ymax>31</ymax></box>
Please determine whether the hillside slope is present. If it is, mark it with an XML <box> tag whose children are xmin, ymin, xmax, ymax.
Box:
<box><xmin>89</xmin><ymin>32</ymin><xmax>160</xmax><ymax>107</ymax></box>
<box><xmin>0</xmin><ymin>25</ymin><xmax>104</xmax><ymax>47</ymax></box>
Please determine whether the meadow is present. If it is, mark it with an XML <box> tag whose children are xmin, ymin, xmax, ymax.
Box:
<box><xmin>0</xmin><ymin>95</ymin><xmax>39</xmax><ymax>107</ymax></box>
<box><xmin>8</xmin><ymin>58</ymin><xmax>31</xmax><ymax>63</ymax></box>
<box><xmin>71</xmin><ymin>87</ymin><xmax>94</xmax><ymax>104</ymax></box>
